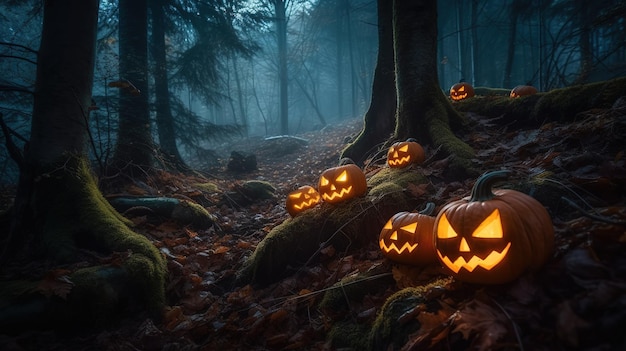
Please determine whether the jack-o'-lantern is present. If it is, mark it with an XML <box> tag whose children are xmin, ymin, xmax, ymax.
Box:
<box><xmin>379</xmin><ymin>203</ymin><xmax>438</xmax><ymax>266</ymax></box>
<box><xmin>286</xmin><ymin>185</ymin><xmax>321</xmax><ymax>217</ymax></box>
<box><xmin>509</xmin><ymin>85</ymin><xmax>537</xmax><ymax>98</ymax></box>
<box><xmin>318</xmin><ymin>159</ymin><xmax>367</xmax><ymax>204</ymax></box>
<box><xmin>434</xmin><ymin>170</ymin><xmax>554</xmax><ymax>284</ymax></box>
<box><xmin>449</xmin><ymin>82</ymin><xmax>475</xmax><ymax>101</ymax></box>
<box><xmin>387</xmin><ymin>138</ymin><xmax>425</xmax><ymax>168</ymax></box>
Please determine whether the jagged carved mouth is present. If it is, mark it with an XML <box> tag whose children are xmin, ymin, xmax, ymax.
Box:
<box><xmin>293</xmin><ymin>198</ymin><xmax>319</xmax><ymax>210</ymax></box>
<box><xmin>322</xmin><ymin>186</ymin><xmax>352</xmax><ymax>201</ymax></box>
<box><xmin>437</xmin><ymin>242</ymin><xmax>511</xmax><ymax>273</ymax></box>
<box><xmin>379</xmin><ymin>239</ymin><xmax>418</xmax><ymax>254</ymax></box>
<box><xmin>388</xmin><ymin>156</ymin><xmax>411</xmax><ymax>166</ymax></box>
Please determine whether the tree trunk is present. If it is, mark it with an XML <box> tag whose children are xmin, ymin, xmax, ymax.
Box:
<box><xmin>340</xmin><ymin>0</ymin><xmax>396</xmax><ymax>165</ymax></box>
<box><xmin>503</xmin><ymin>0</ymin><xmax>521</xmax><ymax>88</ymax></box>
<box><xmin>110</xmin><ymin>0</ymin><xmax>153</xmax><ymax>176</ymax></box>
<box><xmin>150</xmin><ymin>0</ymin><xmax>189</xmax><ymax>172</ymax></box>
<box><xmin>274</xmin><ymin>0</ymin><xmax>289</xmax><ymax>135</ymax></box>
<box><xmin>392</xmin><ymin>0</ymin><xmax>475</xmax><ymax>178</ymax></box>
<box><xmin>0</xmin><ymin>0</ymin><xmax>165</xmax><ymax>328</ymax></box>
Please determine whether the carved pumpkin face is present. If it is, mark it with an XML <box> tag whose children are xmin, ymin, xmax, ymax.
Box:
<box><xmin>285</xmin><ymin>185</ymin><xmax>321</xmax><ymax>217</ymax></box>
<box><xmin>379</xmin><ymin>206</ymin><xmax>438</xmax><ymax>266</ymax></box>
<box><xmin>387</xmin><ymin>139</ymin><xmax>425</xmax><ymax>168</ymax></box>
<box><xmin>449</xmin><ymin>82</ymin><xmax>475</xmax><ymax>101</ymax></box>
<box><xmin>318</xmin><ymin>164</ymin><xmax>367</xmax><ymax>204</ymax></box>
<box><xmin>434</xmin><ymin>170</ymin><xmax>554</xmax><ymax>284</ymax></box>
<box><xmin>510</xmin><ymin>85</ymin><xmax>537</xmax><ymax>98</ymax></box>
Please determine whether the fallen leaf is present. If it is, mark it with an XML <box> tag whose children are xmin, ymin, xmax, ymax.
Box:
<box><xmin>36</xmin><ymin>269</ymin><xmax>74</xmax><ymax>300</ymax></box>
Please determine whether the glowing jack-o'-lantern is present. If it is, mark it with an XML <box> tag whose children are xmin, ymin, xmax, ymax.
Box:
<box><xmin>387</xmin><ymin>138</ymin><xmax>425</xmax><ymax>168</ymax></box>
<box><xmin>449</xmin><ymin>82</ymin><xmax>475</xmax><ymax>101</ymax></box>
<box><xmin>318</xmin><ymin>160</ymin><xmax>367</xmax><ymax>204</ymax></box>
<box><xmin>510</xmin><ymin>85</ymin><xmax>537</xmax><ymax>98</ymax></box>
<box><xmin>285</xmin><ymin>185</ymin><xmax>321</xmax><ymax>217</ymax></box>
<box><xmin>434</xmin><ymin>170</ymin><xmax>554</xmax><ymax>284</ymax></box>
<box><xmin>379</xmin><ymin>203</ymin><xmax>438</xmax><ymax>266</ymax></box>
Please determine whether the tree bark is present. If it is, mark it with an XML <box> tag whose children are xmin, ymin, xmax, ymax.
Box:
<box><xmin>150</xmin><ymin>0</ymin><xmax>189</xmax><ymax>172</ymax></box>
<box><xmin>392</xmin><ymin>0</ymin><xmax>475</xmax><ymax>178</ymax></box>
<box><xmin>1</xmin><ymin>0</ymin><xmax>165</xmax><ymax>327</ymax></box>
<box><xmin>110</xmin><ymin>0</ymin><xmax>154</xmax><ymax>177</ymax></box>
<box><xmin>274</xmin><ymin>0</ymin><xmax>289</xmax><ymax>134</ymax></box>
<box><xmin>340</xmin><ymin>0</ymin><xmax>396</xmax><ymax>165</ymax></box>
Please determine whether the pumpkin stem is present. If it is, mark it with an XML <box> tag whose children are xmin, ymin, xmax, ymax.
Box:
<box><xmin>418</xmin><ymin>202</ymin><xmax>435</xmax><ymax>215</ymax></box>
<box><xmin>469</xmin><ymin>170</ymin><xmax>512</xmax><ymax>202</ymax></box>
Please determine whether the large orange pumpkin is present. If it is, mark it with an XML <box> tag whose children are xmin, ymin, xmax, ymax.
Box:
<box><xmin>387</xmin><ymin>138</ymin><xmax>425</xmax><ymax>168</ymax></box>
<box><xmin>379</xmin><ymin>203</ymin><xmax>438</xmax><ymax>266</ymax></box>
<box><xmin>449</xmin><ymin>82</ymin><xmax>475</xmax><ymax>101</ymax></box>
<box><xmin>285</xmin><ymin>185</ymin><xmax>321</xmax><ymax>217</ymax></box>
<box><xmin>434</xmin><ymin>170</ymin><xmax>554</xmax><ymax>284</ymax></box>
<box><xmin>509</xmin><ymin>85</ymin><xmax>537</xmax><ymax>98</ymax></box>
<box><xmin>318</xmin><ymin>160</ymin><xmax>367</xmax><ymax>204</ymax></box>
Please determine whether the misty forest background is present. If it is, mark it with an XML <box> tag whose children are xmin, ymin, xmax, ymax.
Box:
<box><xmin>1</xmin><ymin>0</ymin><xmax>625</xmax><ymax>184</ymax></box>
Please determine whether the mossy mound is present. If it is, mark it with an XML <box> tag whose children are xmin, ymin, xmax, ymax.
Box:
<box><xmin>237</xmin><ymin>169</ymin><xmax>429</xmax><ymax>286</ymax></box>
<box><xmin>369</xmin><ymin>277</ymin><xmax>454</xmax><ymax>350</ymax></box>
<box><xmin>453</xmin><ymin>77</ymin><xmax>626</xmax><ymax>127</ymax></box>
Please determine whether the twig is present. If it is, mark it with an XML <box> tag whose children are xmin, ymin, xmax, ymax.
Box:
<box><xmin>561</xmin><ymin>196</ymin><xmax>626</xmax><ymax>225</ymax></box>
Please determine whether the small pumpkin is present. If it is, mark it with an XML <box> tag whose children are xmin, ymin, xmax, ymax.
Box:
<box><xmin>318</xmin><ymin>159</ymin><xmax>367</xmax><ymax>204</ymax></box>
<box><xmin>449</xmin><ymin>82</ymin><xmax>475</xmax><ymax>101</ymax></box>
<box><xmin>434</xmin><ymin>170</ymin><xmax>554</xmax><ymax>284</ymax></box>
<box><xmin>285</xmin><ymin>185</ymin><xmax>321</xmax><ymax>217</ymax></box>
<box><xmin>387</xmin><ymin>138</ymin><xmax>425</xmax><ymax>168</ymax></box>
<box><xmin>379</xmin><ymin>202</ymin><xmax>438</xmax><ymax>266</ymax></box>
<box><xmin>509</xmin><ymin>85</ymin><xmax>537</xmax><ymax>98</ymax></box>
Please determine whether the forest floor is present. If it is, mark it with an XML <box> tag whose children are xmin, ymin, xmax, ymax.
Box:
<box><xmin>2</xmin><ymin>101</ymin><xmax>626</xmax><ymax>350</ymax></box>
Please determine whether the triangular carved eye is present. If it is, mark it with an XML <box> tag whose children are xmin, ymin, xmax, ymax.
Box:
<box><xmin>320</xmin><ymin>176</ymin><xmax>329</xmax><ymax>186</ymax></box>
<box><xmin>399</xmin><ymin>145</ymin><xmax>409</xmax><ymax>152</ymax></box>
<box><xmin>383</xmin><ymin>219</ymin><xmax>393</xmax><ymax>230</ymax></box>
<box><xmin>336</xmin><ymin>170</ymin><xmax>348</xmax><ymax>182</ymax></box>
<box><xmin>472</xmin><ymin>209</ymin><xmax>503</xmax><ymax>238</ymax></box>
<box><xmin>307</xmin><ymin>188</ymin><xmax>317</xmax><ymax>194</ymax></box>
<box><xmin>400</xmin><ymin>222</ymin><xmax>418</xmax><ymax>234</ymax></box>
<box><xmin>458</xmin><ymin>86</ymin><xmax>465</xmax><ymax>92</ymax></box>
<box><xmin>437</xmin><ymin>213</ymin><xmax>458</xmax><ymax>239</ymax></box>
<box><xmin>288</xmin><ymin>192</ymin><xmax>302</xmax><ymax>199</ymax></box>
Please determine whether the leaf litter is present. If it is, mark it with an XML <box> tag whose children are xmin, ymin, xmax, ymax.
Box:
<box><xmin>2</xmin><ymin>106</ymin><xmax>626</xmax><ymax>350</ymax></box>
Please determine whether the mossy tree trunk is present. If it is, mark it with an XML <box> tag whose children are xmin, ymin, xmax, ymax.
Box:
<box><xmin>1</xmin><ymin>0</ymin><xmax>165</xmax><ymax>326</ymax></box>
<box><xmin>342</xmin><ymin>0</ymin><xmax>475</xmax><ymax>178</ymax></box>
<box><xmin>340</xmin><ymin>0</ymin><xmax>396</xmax><ymax>165</ymax></box>
<box><xmin>394</xmin><ymin>0</ymin><xmax>475</xmax><ymax>178</ymax></box>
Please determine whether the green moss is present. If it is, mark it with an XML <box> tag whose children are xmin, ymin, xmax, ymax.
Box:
<box><xmin>237</xmin><ymin>168</ymin><xmax>434</xmax><ymax>286</ymax></box>
<box><xmin>193</xmin><ymin>182</ymin><xmax>220</xmax><ymax>193</ymax></box>
<box><xmin>171</xmin><ymin>200</ymin><xmax>216</xmax><ymax>228</ymax></box>
<box><xmin>369</xmin><ymin>287</ymin><xmax>427</xmax><ymax>349</ymax></box>
<box><xmin>454</xmin><ymin>77</ymin><xmax>626</xmax><ymax>126</ymax></box>
<box><xmin>368</xmin><ymin>167</ymin><xmax>427</xmax><ymax>189</ymax></box>
<box><xmin>37</xmin><ymin>157</ymin><xmax>166</xmax><ymax>313</ymax></box>
<box><xmin>369</xmin><ymin>277</ymin><xmax>451</xmax><ymax>350</ymax></box>
<box><xmin>242</xmin><ymin>180</ymin><xmax>276</xmax><ymax>199</ymax></box>
<box><xmin>328</xmin><ymin>320</ymin><xmax>371</xmax><ymax>350</ymax></box>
